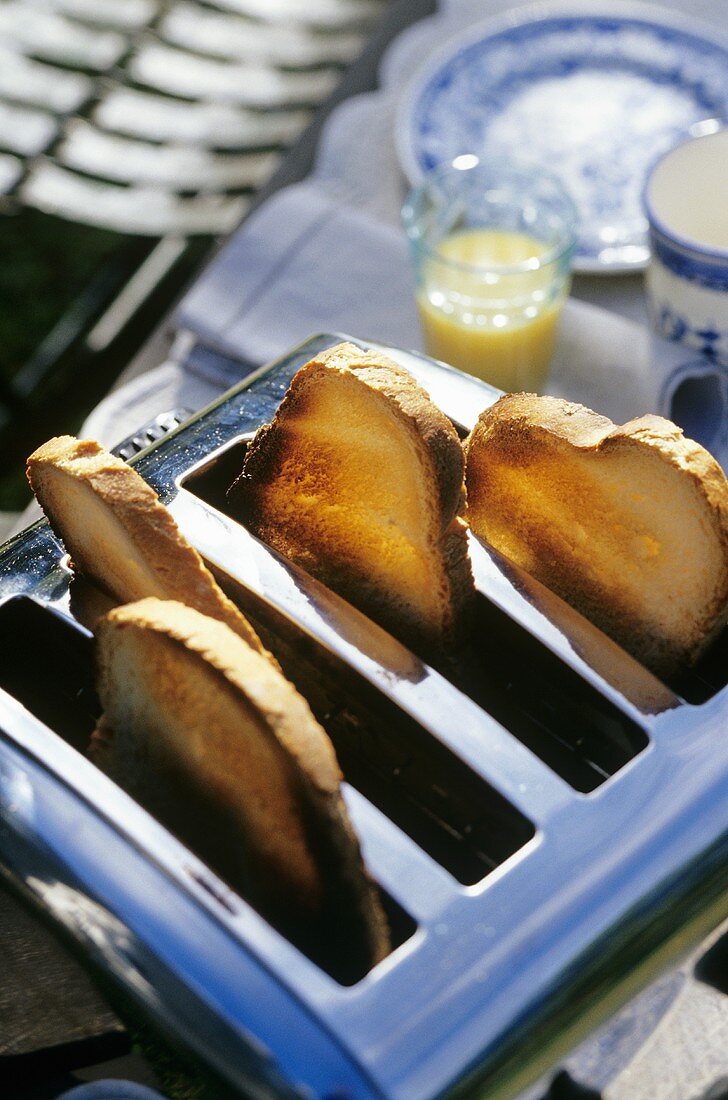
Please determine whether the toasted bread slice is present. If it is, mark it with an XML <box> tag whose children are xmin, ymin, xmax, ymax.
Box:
<box><xmin>465</xmin><ymin>393</ymin><xmax>728</xmax><ymax>677</ymax></box>
<box><xmin>227</xmin><ymin>342</ymin><xmax>474</xmax><ymax>657</ymax></box>
<box><xmin>92</xmin><ymin>597</ymin><xmax>390</xmax><ymax>981</ymax></box>
<box><xmin>27</xmin><ymin>436</ymin><xmax>266</xmax><ymax>656</ymax></box>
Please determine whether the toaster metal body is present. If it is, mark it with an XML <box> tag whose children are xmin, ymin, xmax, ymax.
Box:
<box><xmin>0</xmin><ymin>333</ymin><xmax>726</xmax><ymax>1099</ymax></box>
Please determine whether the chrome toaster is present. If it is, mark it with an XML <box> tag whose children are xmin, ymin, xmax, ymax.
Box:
<box><xmin>0</xmin><ymin>333</ymin><xmax>726</xmax><ymax>1099</ymax></box>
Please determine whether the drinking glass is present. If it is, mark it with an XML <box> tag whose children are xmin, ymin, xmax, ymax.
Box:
<box><xmin>402</xmin><ymin>156</ymin><xmax>577</xmax><ymax>392</ymax></box>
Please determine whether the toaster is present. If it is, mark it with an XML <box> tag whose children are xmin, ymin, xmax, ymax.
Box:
<box><xmin>0</xmin><ymin>333</ymin><xmax>726</xmax><ymax>1099</ymax></box>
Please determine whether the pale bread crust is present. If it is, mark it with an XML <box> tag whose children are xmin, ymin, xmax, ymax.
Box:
<box><xmin>92</xmin><ymin>597</ymin><xmax>390</xmax><ymax>980</ymax></box>
<box><xmin>27</xmin><ymin>436</ymin><xmax>266</xmax><ymax>657</ymax></box>
<box><xmin>228</xmin><ymin>342</ymin><xmax>474</xmax><ymax>656</ymax></box>
<box><xmin>465</xmin><ymin>393</ymin><xmax>728</xmax><ymax>677</ymax></box>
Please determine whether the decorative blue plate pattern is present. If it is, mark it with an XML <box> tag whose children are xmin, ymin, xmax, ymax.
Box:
<box><xmin>397</xmin><ymin>7</ymin><xmax>728</xmax><ymax>272</ymax></box>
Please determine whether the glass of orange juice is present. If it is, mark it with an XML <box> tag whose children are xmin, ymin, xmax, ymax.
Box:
<box><xmin>402</xmin><ymin>156</ymin><xmax>577</xmax><ymax>392</ymax></box>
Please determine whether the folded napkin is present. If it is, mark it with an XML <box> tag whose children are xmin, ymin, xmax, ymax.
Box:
<box><xmin>82</xmin><ymin>354</ymin><xmax>221</xmax><ymax>449</ymax></box>
<box><xmin>175</xmin><ymin>179</ymin><xmax>421</xmax><ymax>384</ymax></box>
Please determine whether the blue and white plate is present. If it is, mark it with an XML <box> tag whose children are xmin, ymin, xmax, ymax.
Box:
<box><xmin>396</xmin><ymin>4</ymin><xmax>728</xmax><ymax>273</ymax></box>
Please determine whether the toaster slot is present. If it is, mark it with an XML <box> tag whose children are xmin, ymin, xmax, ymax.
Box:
<box><xmin>182</xmin><ymin>415</ymin><xmax>728</xmax><ymax>711</ymax></box>
<box><xmin>695</xmin><ymin>927</ymin><xmax>728</xmax><ymax>995</ymax></box>
<box><xmin>470</xmin><ymin>538</ymin><xmax>728</xmax><ymax>710</ymax></box>
<box><xmin>0</xmin><ymin>596</ymin><xmax>98</xmax><ymax>751</ymax></box>
<box><xmin>182</xmin><ymin>445</ymin><xmax>649</xmax><ymax>795</ymax></box>
<box><xmin>668</xmin><ymin>624</ymin><xmax>728</xmax><ymax>703</ymax></box>
<box><xmin>182</xmin><ymin>435</ymin><xmax>250</xmax><ymax>514</ymax></box>
<box><xmin>202</xmin><ymin>578</ymin><xmax>536</xmax><ymax>886</ymax></box>
<box><xmin>0</xmin><ymin>595</ymin><xmax>415</xmax><ymax>984</ymax></box>
<box><xmin>459</xmin><ymin>593</ymin><xmax>650</xmax><ymax>793</ymax></box>
<box><xmin>331</xmin><ymin>703</ymin><xmax>534</xmax><ymax>883</ymax></box>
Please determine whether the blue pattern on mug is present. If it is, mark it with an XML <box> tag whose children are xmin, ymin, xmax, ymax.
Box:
<box><xmin>654</xmin><ymin>303</ymin><xmax>728</xmax><ymax>363</ymax></box>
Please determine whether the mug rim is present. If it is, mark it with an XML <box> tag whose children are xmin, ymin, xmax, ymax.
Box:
<box><xmin>643</xmin><ymin>127</ymin><xmax>728</xmax><ymax>264</ymax></box>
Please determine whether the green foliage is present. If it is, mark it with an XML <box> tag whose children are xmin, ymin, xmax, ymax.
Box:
<box><xmin>0</xmin><ymin>207</ymin><xmax>123</xmax><ymax>374</ymax></box>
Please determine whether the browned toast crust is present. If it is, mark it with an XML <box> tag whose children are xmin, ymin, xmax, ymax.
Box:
<box><xmin>228</xmin><ymin>342</ymin><xmax>474</xmax><ymax>656</ymax></box>
<box><xmin>93</xmin><ymin>597</ymin><xmax>390</xmax><ymax>981</ymax></box>
<box><xmin>27</xmin><ymin>436</ymin><xmax>267</xmax><ymax>656</ymax></box>
<box><xmin>465</xmin><ymin>393</ymin><xmax>728</xmax><ymax>676</ymax></box>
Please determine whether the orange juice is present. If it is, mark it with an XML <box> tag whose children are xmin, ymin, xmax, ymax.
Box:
<box><xmin>417</xmin><ymin>228</ymin><xmax>568</xmax><ymax>392</ymax></box>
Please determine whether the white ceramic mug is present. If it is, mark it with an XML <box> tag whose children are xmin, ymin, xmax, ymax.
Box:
<box><xmin>644</xmin><ymin>127</ymin><xmax>728</xmax><ymax>366</ymax></box>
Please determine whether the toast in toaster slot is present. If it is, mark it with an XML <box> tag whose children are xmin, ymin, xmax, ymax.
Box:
<box><xmin>0</xmin><ymin>597</ymin><xmax>419</xmax><ymax>977</ymax></box>
<box><xmin>91</xmin><ymin>597</ymin><xmax>391</xmax><ymax>984</ymax></box>
<box><xmin>26</xmin><ymin>436</ymin><xmax>268</xmax><ymax>659</ymax></box>
<box><xmin>228</xmin><ymin>587</ymin><xmax>535</xmax><ymax>883</ymax></box>
<box><xmin>184</xmin><ymin>438</ymin><xmax>728</xmax><ymax>707</ymax></box>
<box><xmin>226</xmin><ymin>342</ymin><xmax>476</xmax><ymax>662</ymax></box>
<box><xmin>465</xmin><ymin>394</ymin><xmax>728</xmax><ymax>680</ymax></box>
<box><xmin>181</xmin><ymin>444</ymin><xmax>652</xmax><ymax>789</ymax></box>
